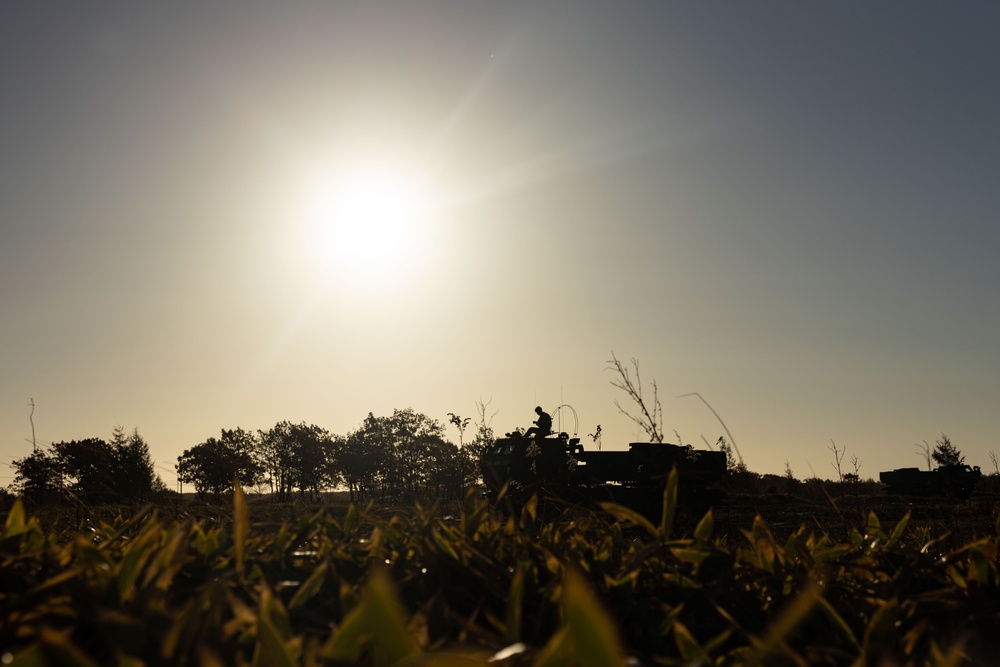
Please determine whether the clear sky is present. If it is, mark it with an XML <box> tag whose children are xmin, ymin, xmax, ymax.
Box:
<box><xmin>3</xmin><ymin>2</ymin><xmax>999</xmax><ymax>488</ymax></box>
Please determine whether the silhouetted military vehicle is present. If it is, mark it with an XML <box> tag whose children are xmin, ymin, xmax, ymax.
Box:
<box><xmin>480</xmin><ymin>430</ymin><xmax>727</xmax><ymax>519</ymax></box>
<box><xmin>879</xmin><ymin>465</ymin><xmax>982</xmax><ymax>498</ymax></box>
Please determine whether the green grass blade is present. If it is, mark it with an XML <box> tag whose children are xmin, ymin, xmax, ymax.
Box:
<box><xmin>256</xmin><ymin>609</ymin><xmax>298</xmax><ymax>667</ymax></box>
<box><xmin>660</xmin><ymin>467</ymin><xmax>679</xmax><ymax>540</ymax></box>
<box><xmin>866</xmin><ymin>511</ymin><xmax>883</xmax><ymax>543</ymax></box>
<box><xmin>288</xmin><ymin>562</ymin><xmax>328</xmax><ymax>609</ymax></box>
<box><xmin>322</xmin><ymin>602</ymin><xmax>370</xmax><ymax>663</ymax></box>
<box><xmin>886</xmin><ymin>511</ymin><xmax>910</xmax><ymax>548</ymax></box>
<box><xmin>3</xmin><ymin>498</ymin><xmax>27</xmax><ymax>538</ymax></box>
<box><xmin>753</xmin><ymin>584</ymin><xmax>819</xmax><ymax>665</ymax></box>
<box><xmin>504</xmin><ymin>562</ymin><xmax>525</xmax><ymax>643</ymax></box>
<box><xmin>862</xmin><ymin>600</ymin><xmax>899</xmax><ymax>665</ymax></box>
<box><xmin>749</xmin><ymin>516</ymin><xmax>779</xmax><ymax>572</ymax></box>
<box><xmin>520</xmin><ymin>494</ymin><xmax>538</xmax><ymax>525</ymax></box>
<box><xmin>259</xmin><ymin>586</ymin><xmax>295</xmax><ymax>651</ymax></box>
<box><xmin>672</xmin><ymin>621</ymin><xmax>702</xmax><ymax>662</ymax></box>
<box><xmin>967</xmin><ymin>543</ymin><xmax>993</xmax><ymax>585</ymax></box>
<box><xmin>38</xmin><ymin>629</ymin><xmax>100</xmax><ymax>667</ymax></box>
<box><xmin>560</xmin><ymin>569</ymin><xmax>624</xmax><ymax>667</ymax></box>
<box><xmin>533</xmin><ymin>627</ymin><xmax>573</xmax><ymax>667</ymax></box>
<box><xmin>814</xmin><ymin>592</ymin><xmax>860</xmax><ymax>650</ymax></box>
<box><xmin>233</xmin><ymin>477</ymin><xmax>248</xmax><ymax>578</ymax></box>
<box><xmin>344</xmin><ymin>503</ymin><xmax>358</xmax><ymax>536</ymax></box>
<box><xmin>116</xmin><ymin>542</ymin><xmax>148</xmax><ymax>604</ymax></box>
<box><xmin>693</xmin><ymin>509</ymin><xmax>714</xmax><ymax>542</ymax></box>
<box><xmin>599</xmin><ymin>502</ymin><xmax>657</xmax><ymax>538</ymax></box>
<box><xmin>366</xmin><ymin>570</ymin><xmax>419</xmax><ymax>667</ymax></box>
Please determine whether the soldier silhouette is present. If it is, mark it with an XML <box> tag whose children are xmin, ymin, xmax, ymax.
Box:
<box><xmin>524</xmin><ymin>406</ymin><xmax>552</xmax><ymax>440</ymax></box>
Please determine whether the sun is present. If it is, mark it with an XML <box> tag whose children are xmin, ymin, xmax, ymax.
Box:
<box><xmin>301</xmin><ymin>163</ymin><xmax>432</xmax><ymax>289</ymax></box>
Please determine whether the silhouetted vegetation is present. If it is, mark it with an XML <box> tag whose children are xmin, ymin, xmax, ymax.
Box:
<box><xmin>10</xmin><ymin>426</ymin><xmax>160</xmax><ymax>506</ymax></box>
<box><xmin>9</xmin><ymin>408</ymin><xmax>490</xmax><ymax>509</ymax></box>
<box><xmin>932</xmin><ymin>432</ymin><xmax>966</xmax><ymax>467</ymax></box>
<box><xmin>606</xmin><ymin>352</ymin><xmax>664</xmax><ymax>443</ymax></box>
<box><xmin>176</xmin><ymin>427</ymin><xmax>264</xmax><ymax>498</ymax></box>
<box><xmin>6</xmin><ymin>404</ymin><xmax>1000</xmax><ymax>664</ymax></box>
<box><xmin>3</xmin><ymin>480</ymin><xmax>999</xmax><ymax>665</ymax></box>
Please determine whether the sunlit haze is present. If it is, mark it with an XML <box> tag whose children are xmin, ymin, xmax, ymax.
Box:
<box><xmin>2</xmin><ymin>3</ymin><xmax>999</xmax><ymax>488</ymax></box>
<box><xmin>300</xmin><ymin>158</ymin><xmax>437</xmax><ymax>291</ymax></box>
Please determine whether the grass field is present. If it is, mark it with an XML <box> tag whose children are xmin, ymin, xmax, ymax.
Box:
<box><xmin>2</xmin><ymin>478</ymin><xmax>999</xmax><ymax>666</ymax></box>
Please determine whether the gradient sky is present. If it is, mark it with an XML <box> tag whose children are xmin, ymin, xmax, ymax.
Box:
<box><xmin>3</xmin><ymin>2</ymin><xmax>999</xmax><ymax>488</ymax></box>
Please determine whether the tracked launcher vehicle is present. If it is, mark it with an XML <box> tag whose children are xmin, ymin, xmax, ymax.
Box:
<box><xmin>879</xmin><ymin>465</ymin><xmax>982</xmax><ymax>499</ymax></box>
<box><xmin>480</xmin><ymin>430</ymin><xmax>728</xmax><ymax>519</ymax></box>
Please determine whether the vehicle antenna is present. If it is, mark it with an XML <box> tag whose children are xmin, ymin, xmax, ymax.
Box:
<box><xmin>559</xmin><ymin>386</ymin><xmax>564</xmax><ymax>432</ymax></box>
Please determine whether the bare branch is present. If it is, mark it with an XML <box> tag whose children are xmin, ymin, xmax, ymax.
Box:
<box><xmin>914</xmin><ymin>441</ymin><xmax>932</xmax><ymax>471</ymax></box>
<box><xmin>829</xmin><ymin>440</ymin><xmax>845</xmax><ymax>482</ymax></box>
<box><xmin>606</xmin><ymin>352</ymin><xmax>663</xmax><ymax>443</ymax></box>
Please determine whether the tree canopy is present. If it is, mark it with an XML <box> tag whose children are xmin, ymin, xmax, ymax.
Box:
<box><xmin>11</xmin><ymin>427</ymin><xmax>161</xmax><ymax>503</ymax></box>
<box><xmin>176</xmin><ymin>430</ymin><xmax>264</xmax><ymax>499</ymax></box>
<box><xmin>169</xmin><ymin>410</ymin><xmax>481</xmax><ymax>503</ymax></box>
<box><xmin>10</xmin><ymin>408</ymin><xmax>492</xmax><ymax>506</ymax></box>
<box><xmin>931</xmin><ymin>433</ymin><xmax>965</xmax><ymax>467</ymax></box>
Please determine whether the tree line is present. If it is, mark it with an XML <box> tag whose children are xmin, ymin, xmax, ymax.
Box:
<box><xmin>176</xmin><ymin>408</ymin><xmax>493</xmax><ymax>502</ymax></box>
<box><xmin>8</xmin><ymin>407</ymin><xmax>496</xmax><ymax>505</ymax></box>
<box><xmin>9</xmin><ymin>426</ymin><xmax>160</xmax><ymax>504</ymax></box>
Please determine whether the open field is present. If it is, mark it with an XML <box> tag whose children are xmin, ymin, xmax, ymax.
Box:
<box><xmin>2</xmin><ymin>486</ymin><xmax>999</xmax><ymax>666</ymax></box>
<box><xmin>717</xmin><ymin>491</ymin><xmax>1000</xmax><ymax>545</ymax></box>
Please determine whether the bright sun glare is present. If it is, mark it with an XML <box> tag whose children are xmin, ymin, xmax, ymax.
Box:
<box><xmin>302</xmin><ymin>163</ymin><xmax>432</xmax><ymax>290</ymax></box>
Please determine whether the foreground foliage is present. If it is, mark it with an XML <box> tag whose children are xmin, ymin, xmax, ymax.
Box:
<box><xmin>2</xmin><ymin>478</ymin><xmax>999</xmax><ymax>666</ymax></box>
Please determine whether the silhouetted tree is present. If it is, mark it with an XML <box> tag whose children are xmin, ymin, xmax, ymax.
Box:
<box><xmin>286</xmin><ymin>422</ymin><xmax>338</xmax><ymax>499</ymax></box>
<box><xmin>177</xmin><ymin>439</ymin><xmax>235</xmax><ymax>499</ymax></box>
<box><xmin>717</xmin><ymin>437</ymin><xmax>745</xmax><ymax>473</ymax></box>
<box><xmin>932</xmin><ymin>433</ymin><xmax>965</xmax><ymax>467</ymax></box>
<box><xmin>447</xmin><ymin>413</ymin><xmax>470</xmax><ymax>448</ymax></box>
<box><xmin>258</xmin><ymin>422</ymin><xmax>296</xmax><ymax>499</ymax></box>
<box><xmin>176</xmin><ymin>431</ymin><xmax>262</xmax><ymax>499</ymax></box>
<box><xmin>111</xmin><ymin>427</ymin><xmax>158</xmax><ymax>502</ymax></box>
<box><xmin>383</xmin><ymin>409</ymin><xmax>448</xmax><ymax>500</ymax></box>
<box><xmin>422</xmin><ymin>437</ymin><xmax>462</xmax><ymax>498</ymax></box>
<box><xmin>339</xmin><ymin>409</ymin><xmax>453</xmax><ymax>501</ymax></box>
<box><xmin>12</xmin><ymin>426</ymin><xmax>160</xmax><ymax>504</ymax></box>
<box><xmin>219</xmin><ymin>428</ymin><xmax>265</xmax><ymax>490</ymax></box>
<box><xmin>341</xmin><ymin>413</ymin><xmax>391</xmax><ymax>502</ymax></box>
<box><xmin>257</xmin><ymin>421</ymin><xmax>339</xmax><ymax>499</ymax></box>
<box><xmin>51</xmin><ymin>438</ymin><xmax>116</xmax><ymax>499</ymax></box>
<box><xmin>10</xmin><ymin>449</ymin><xmax>61</xmax><ymax>503</ymax></box>
<box><xmin>457</xmin><ymin>398</ymin><xmax>498</xmax><ymax>488</ymax></box>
